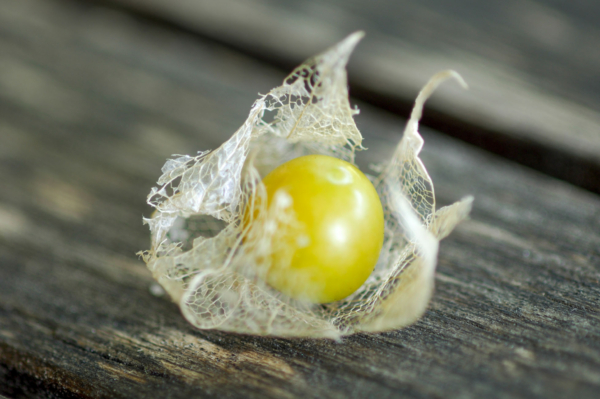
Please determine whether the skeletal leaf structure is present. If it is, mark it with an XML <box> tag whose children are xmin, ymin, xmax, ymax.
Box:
<box><xmin>141</xmin><ymin>32</ymin><xmax>473</xmax><ymax>339</ymax></box>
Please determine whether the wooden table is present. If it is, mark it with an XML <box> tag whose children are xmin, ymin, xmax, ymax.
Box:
<box><xmin>1</xmin><ymin>0</ymin><xmax>599</xmax><ymax>397</ymax></box>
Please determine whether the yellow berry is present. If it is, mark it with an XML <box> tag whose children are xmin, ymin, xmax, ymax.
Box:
<box><xmin>253</xmin><ymin>154</ymin><xmax>384</xmax><ymax>303</ymax></box>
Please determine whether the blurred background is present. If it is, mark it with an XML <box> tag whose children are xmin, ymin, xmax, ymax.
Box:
<box><xmin>2</xmin><ymin>0</ymin><xmax>600</xmax><ymax>195</ymax></box>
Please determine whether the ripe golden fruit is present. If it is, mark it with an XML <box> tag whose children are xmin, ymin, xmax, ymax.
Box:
<box><xmin>254</xmin><ymin>154</ymin><xmax>384</xmax><ymax>303</ymax></box>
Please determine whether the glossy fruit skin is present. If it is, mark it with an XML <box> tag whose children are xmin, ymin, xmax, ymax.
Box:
<box><xmin>259</xmin><ymin>154</ymin><xmax>384</xmax><ymax>303</ymax></box>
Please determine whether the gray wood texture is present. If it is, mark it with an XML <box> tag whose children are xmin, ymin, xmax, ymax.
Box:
<box><xmin>76</xmin><ymin>0</ymin><xmax>600</xmax><ymax>194</ymax></box>
<box><xmin>1</xmin><ymin>0</ymin><xmax>599</xmax><ymax>398</ymax></box>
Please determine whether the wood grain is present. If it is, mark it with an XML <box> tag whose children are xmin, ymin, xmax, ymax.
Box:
<box><xmin>72</xmin><ymin>0</ymin><xmax>600</xmax><ymax>195</ymax></box>
<box><xmin>1</xmin><ymin>0</ymin><xmax>599</xmax><ymax>398</ymax></box>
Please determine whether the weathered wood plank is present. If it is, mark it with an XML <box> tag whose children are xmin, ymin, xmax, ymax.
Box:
<box><xmin>1</xmin><ymin>0</ymin><xmax>599</xmax><ymax>398</ymax></box>
<box><xmin>74</xmin><ymin>0</ymin><xmax>600</xmax><ymax>194</ymax></box>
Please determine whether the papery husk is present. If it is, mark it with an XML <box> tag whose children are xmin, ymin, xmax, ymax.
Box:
<box><xmin>141</xmin><ymin>32</ymin><xmax>473</xmax><ymax>339</ymax></box>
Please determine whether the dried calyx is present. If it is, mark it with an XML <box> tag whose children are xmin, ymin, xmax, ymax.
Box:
<box><xmin>140</xmin><ymin>32</ymin><xmax>472</xmax><ymax>339</ymax></box>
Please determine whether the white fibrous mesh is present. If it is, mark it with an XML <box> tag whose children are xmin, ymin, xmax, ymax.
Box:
<box><xmin>140</xmin><ymin>32</ymin><xmax>473</xmax><ymax>339</ymax></box>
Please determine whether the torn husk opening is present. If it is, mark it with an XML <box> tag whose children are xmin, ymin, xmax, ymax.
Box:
<box><xmin>140</xmin><ymin>32</ymin><xmax>473</xmax><ymax>339</ymax></box>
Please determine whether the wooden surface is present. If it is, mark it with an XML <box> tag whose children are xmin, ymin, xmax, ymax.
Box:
<box><xmin>78</xmin><ymin>0</ymin><xmax>600</xmax><ymax>195</ymax></box>
<box><xmin>1</xmin><ymin>0</ymin><xmax>600</xmax><ymax>398</ymax></box>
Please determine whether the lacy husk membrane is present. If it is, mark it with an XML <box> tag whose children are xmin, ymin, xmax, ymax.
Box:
<box><xmin>141</xmin><ymin>32</ymin><xmax>473</xmax><ymax>339</ymax></box>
